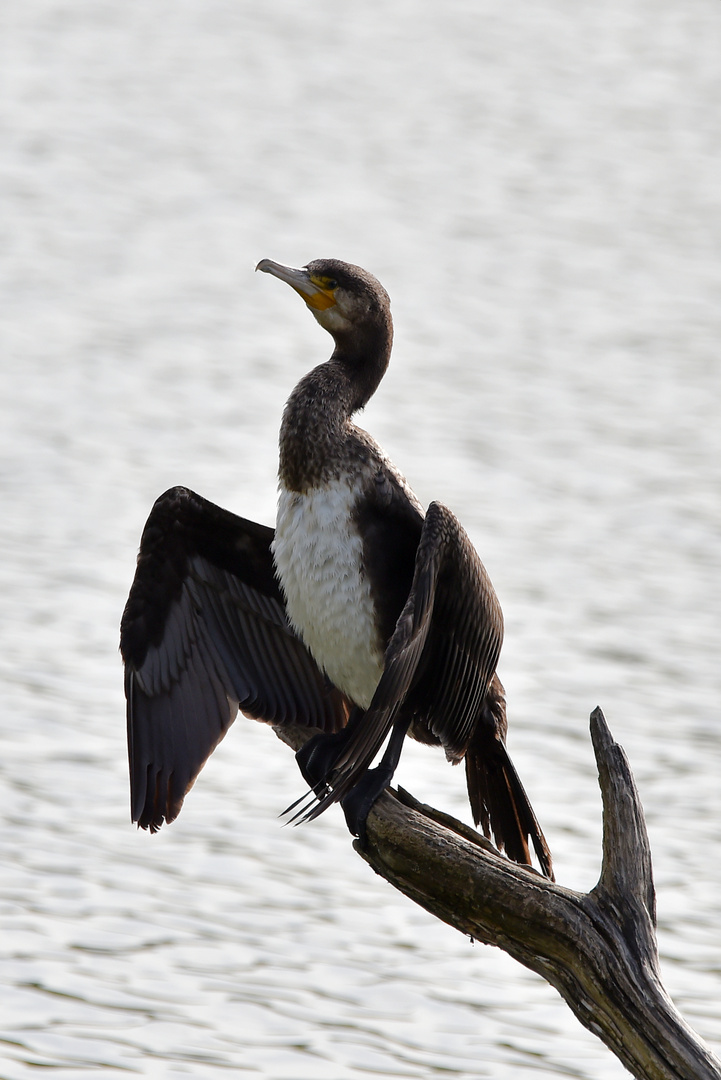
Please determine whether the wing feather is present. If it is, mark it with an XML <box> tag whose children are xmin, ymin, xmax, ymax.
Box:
<box><xmin>121</xmin><ymin>487</ymin><xmax>350</xmax><ymax>830</ymax></box>
<box><xmin>305</xmin><ymin>501</ymin><xmax>503</xmax><ymax>814</ymax></box>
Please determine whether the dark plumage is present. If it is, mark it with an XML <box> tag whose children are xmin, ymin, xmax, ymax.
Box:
<box><xmin>120</xmin><ymin>257</ymin><xmax>553</xmax><ymax>879</ymax></box>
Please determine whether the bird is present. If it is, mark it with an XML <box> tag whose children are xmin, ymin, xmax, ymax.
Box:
<box><xmin>120</xmin><ymin>257</ymin><xmax>553</xmax><ymax>880</ymax></box>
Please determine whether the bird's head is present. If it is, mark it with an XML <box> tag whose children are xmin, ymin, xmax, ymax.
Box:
<box><xmin>256</xmin><ymin>258</ymin><xmax>391</xmax><ymax>344</ymax></box>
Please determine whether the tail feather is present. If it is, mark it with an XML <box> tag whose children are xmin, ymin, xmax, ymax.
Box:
<box><xmin>465</xmin><ymin>737</ymin><xmax>554</xmax><ymax>881</ymax></box>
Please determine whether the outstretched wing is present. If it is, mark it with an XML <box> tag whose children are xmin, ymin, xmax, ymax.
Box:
<box><xmin>310</xmin><ymin>500</ymin><xmax>504</xmax><ymax>810</ymax></box>
<box><xmin>121</xmin><ymin>486</ymin><xmax>350</xmax><ymax>831</ymax></box>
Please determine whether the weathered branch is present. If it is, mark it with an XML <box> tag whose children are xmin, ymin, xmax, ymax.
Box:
<box><xmin>274</xmin><ymin>709</ymin><xmax>721</xmax><ymax>1080</ymax></box>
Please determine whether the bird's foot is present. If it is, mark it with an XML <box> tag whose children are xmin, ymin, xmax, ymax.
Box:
<box><xmin>341</xmin><ymin>763</ymin><xmax>394</xmax><ymax>849</ymax></box>
<box><xmin>295</xmin><ymin>729</ymin><xmax>351</xmax><ymax>794</ymax></box>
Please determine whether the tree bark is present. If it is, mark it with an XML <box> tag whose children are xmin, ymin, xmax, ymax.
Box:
<box><xmin>275</xmin><ymin>708</ymin><xmax>721</xmax><ymax>1080</ymax></box>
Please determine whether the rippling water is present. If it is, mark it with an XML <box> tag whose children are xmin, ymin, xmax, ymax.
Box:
<box><xmin>2</xmin><ymin>1</ymin><xmax>720</xmax><ymax>1077</ymax></box>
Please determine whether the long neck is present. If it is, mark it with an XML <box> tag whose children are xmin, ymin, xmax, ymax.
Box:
<box><xmin>278</xmin><ymin>319</ymin><xmax>393</xmax><ymax>493</ymax></box>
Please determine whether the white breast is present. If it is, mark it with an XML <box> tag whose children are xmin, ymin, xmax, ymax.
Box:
<box><xmin>272</xmin><ymin>480</ymin><xmax>385</xmax><ymax>709</ymax></box>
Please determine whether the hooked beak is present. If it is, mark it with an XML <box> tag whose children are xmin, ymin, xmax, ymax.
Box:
<box><xmin>256</xmin><ymin>259</ymin><xmax>337</xmax><ymax>311</ymax></box>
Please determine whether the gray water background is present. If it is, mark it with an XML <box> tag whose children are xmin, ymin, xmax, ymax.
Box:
<box><xmin>1</xmin><ymin>1</ymin><xmax>720</xmax><ymax>1077</ymax></box>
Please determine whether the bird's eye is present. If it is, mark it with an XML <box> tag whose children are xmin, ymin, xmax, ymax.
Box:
<box><xmin>325</xmin><ymin>278</ymin><xmax>338</xmax><ymax>290</ymax></box>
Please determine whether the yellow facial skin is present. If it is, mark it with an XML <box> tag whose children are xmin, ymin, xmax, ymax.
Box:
<box><xmin>304</xmin><ymin>275</ymin><xmax>338</xmax><ymax>311</ymax></box>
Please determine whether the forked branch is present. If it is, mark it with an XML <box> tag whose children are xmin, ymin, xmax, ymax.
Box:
<box><xmin>275</xmin><ymin>708</ymin><xmax>721</xmax><ymax>1080</ymax></box>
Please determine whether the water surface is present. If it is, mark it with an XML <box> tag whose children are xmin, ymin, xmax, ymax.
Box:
<box><xmin>1</xmin><ymin>1</ymin><xmax>720</xmax><ymax>1077</ymax></box>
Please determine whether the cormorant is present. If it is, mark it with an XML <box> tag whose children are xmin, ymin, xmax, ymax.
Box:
<box><xmin>120</xmin><ymin>258</ymin><xmax>553</xmax><ymax>880</ymax></box>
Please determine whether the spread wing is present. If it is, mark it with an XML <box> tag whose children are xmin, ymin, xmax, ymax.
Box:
<box><xmin>308</xmin><ymin>500</ymin><xmax>504</xmax><ymax>812</ymax></box>
<box><xmin>121</xmin><ymin>486</ymin><xmax>350</xmax><ymax>831</ymax></box>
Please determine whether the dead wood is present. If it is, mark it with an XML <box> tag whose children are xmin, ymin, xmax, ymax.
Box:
<box><xmin>273</xmin><ymin>708</ymin><xmax>721</xmax><ymax>1080</ymax></box>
